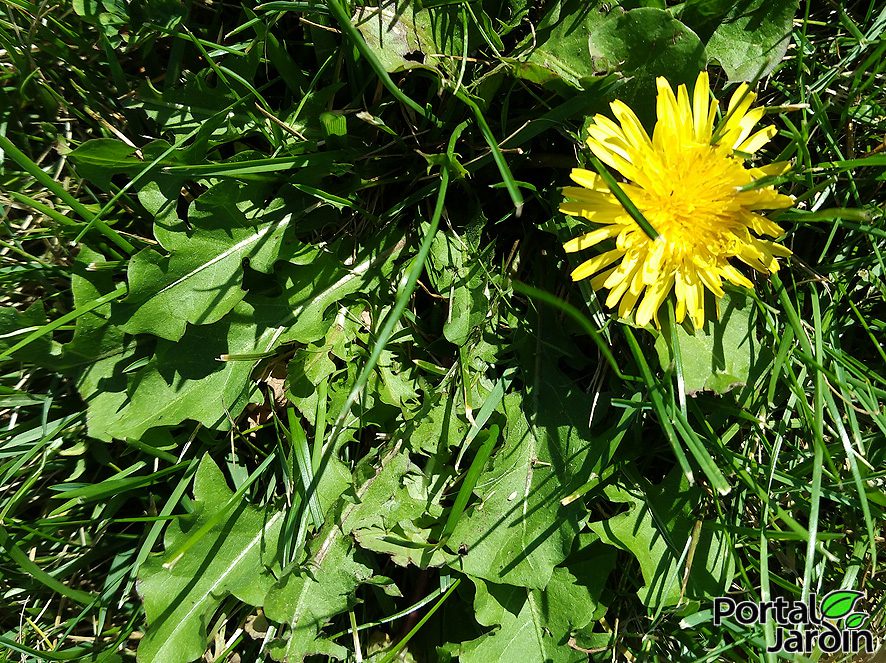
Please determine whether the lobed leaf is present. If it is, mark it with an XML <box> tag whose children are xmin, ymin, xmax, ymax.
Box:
<box><xmin>136</xmin><ymin>456</ymin><xmax>284</xmax><ymax>663</ymax></box>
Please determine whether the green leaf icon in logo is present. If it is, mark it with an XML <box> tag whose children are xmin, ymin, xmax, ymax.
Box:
<box><xmin>820</xmin><ymin>590</ymin><xmax>864</xmax><ymax>619</ymax></box>
<box><xmin>844</xmin><ymin>612</ymin><xmax>868</xmax><ymax>630</ymax></box>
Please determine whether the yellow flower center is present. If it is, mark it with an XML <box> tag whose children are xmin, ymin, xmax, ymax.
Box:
<box><xmin>633</xmin><ymin>144</ymin><xmax>747</xmax><ymax>263</ymax></box>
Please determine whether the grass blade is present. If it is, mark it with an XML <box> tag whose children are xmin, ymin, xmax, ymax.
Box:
<box><xmin>441</xmin><ymin>425</ymin><xmax>499</xmax><ymax>542</ymax></box>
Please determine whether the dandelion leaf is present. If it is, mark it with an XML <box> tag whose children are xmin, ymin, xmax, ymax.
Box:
<box><xmin>705</xmin><ymin>0</ymin><xmax>799</xmax><ymax>81</ymax></box>
<box><xmin>654</xmin><ymin>291</ymin><xmax>767</xmax><ymax>396</ymax></box>
<box><xmin>114</xmin><ymin>180</ymin><xmax>297</xmax><ymax>342</ymax></box>
<box><xmin>589</xmin><ymin>467</ymin><xmax>736</xmax><ymax>612</ymax></box>
<box><xmin>264</xmin><ymin>448</ymin><xmax>420</xmax><ymax>660</ymax></box>
<box><xmin>85</xmin><ymin>234</ymin><xmax>402</xmax><ymax>441</ymax></box>
<box><xmin>136</xmin><ymin>456</ymin><xmax>284</xmax><ymax>663</ymax></box>
<box><xmin>586</xmin><ymin>8</ymin><xmax>706</xmax><ymax>121</ymax></box>
<box><xmin>445</xmin><ymin>323</ymin><xmax>619</xmax><ymax>589</ymax></box>
<box><xmin>459</xmin><ymin>570</ymin><xmax>607</xmax><ymax>663</ymax></box>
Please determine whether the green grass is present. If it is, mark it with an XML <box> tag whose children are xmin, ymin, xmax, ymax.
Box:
<box><xmin>0</xmin><ymin>0</ymin><xmax>884</xmax><ymax>661</ymax></box>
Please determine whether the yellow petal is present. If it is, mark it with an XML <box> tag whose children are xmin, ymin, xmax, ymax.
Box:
<box><xmin>695</xmin><ymin>261</ymin><xmax>725</xmax><ymax>298</ymax></box>
<box><xmin>617</xmin><ymin>285</ymin><xmax>642</xmax><ymax>318</ymax></box>
<box><xmin>750</xmin><ymin>161</ymin><xmax>792</xmax><ymax>178</ymax></box>
<box><xmin>563</xmin><ymin>225</ymin><xmax>622</xmax><ymax>253</ymax></box>
<box><xmin>571</xmin><ymin>249</ymin><xmax>623</xmax><ymax>281</ymax></box>
<box><xmin>692</xmin><ymin>71</ymin><xmax>711</xmax><ymax>142</ymax></box>
<box><xmin>737</xmin><ymin>241</ymin><xmax>769</xmax><ymax>271</ymax></box>
<box><xmin>682</xmin><ymin>272</ymin><xmax>701</xmax><ymax>328</ymax></box>
<box><xmin>641</xmin><ymin>237</ymin><xmax>668</xmax><ymax>285</ymax></box>
<box><xmin>762</xmin><ymin>239</ymin><xmax>793</xmax><ymax>257</ymax></box>
<box><xmin>559</xmin><ymin>202</ymin><xmax>629</xmax><ymax>222</ymax></box>
<box><xmin>704</xmin><ymin>100</ymin><xmax>720</xmax><ymax>143</ymax></box>
<box><xmin>676</xmin><ymin>82</ymin><xmax>693</xmax><ymax>142</ymax></box>
<box><xmin>635</xmin><ymin>272</ymin><xmax>674</xmax><ymax>327</ymax></box>
<box><xmin>587</xmin><ymin>126</ymin><xmax>633</xmax><ymax>162</ymax></box>
<box><xmin>735</xmin><ymin>189</ymin><xmax>794</xmax><ymax>212</ymax></box>
<box><xmin>629</xmin><ymin>262</ymin><xmax>646</xmax><ymax>295</ymax></box>
<box><xmin>728</xmin><ymin>107</ymin><xmax>767</xmax><ymax>150</ymax></box>
<box><xmin>717</xmin><ymin>88</ymin><xmax>758</xmax><ymax>146</ymax></box>
<box><xmin>588</xmin><ymin>138</ymin><xmax>639</xmax><ymax>182</ymax></box>
<box><xmin>569</xmin><ymin>168</ymin><xmax>609</xmax><ymax>192</ymax></box>
<box><xmin>605</xmin><ymin>277</ymin><xmax>631</xmax><ymax>309</ymax></box>
<box><xmin>745</xmin><ymin>213</ymin><xmax>786</xmax><ymax>237</ymax></box>
<box><xmin>674</xmin><ymin>271</ymin><xmax>687</xmax><ymax>322</ymax></box>
<box><xmin>590</xmin><ymin>266</ymin><xmax>617</xmax><ymax>290</ymax></box>
<box><xmin>592</xmin><ymin>113</ymin><xmax>629</xmax><ymax>141</ymax></box>
<box><xmin>690</xmin><ymin>279</ymin><xmax>705</xmax><ymax>329</ymax></box>
<box><xmin>654</xmin><ymin>77</ymin><xmax>681</xmax><ymax>148</ymax></box>
<box><xmin>560</xmin><ymin>186</ymin><xmax>617</xmax><ymax>205</ymax></box>
<box><xmin>727</xmin><ymin>83</ymin><xmax>755</xmax><ymax>116</ymax></box>
<box><xmin>611</xmin><ymin>100</ymin><xmax>652</xmax><ymax>150</ymax></box>
<box><xmin>737</xmin><ymin>125</ymin><xmax>777</xmax><ymax>155</ymax></box>
<box><xmin>721</xmin><ymin>263</ymin><xmax>754</xmax><ymax>289</ymax></box>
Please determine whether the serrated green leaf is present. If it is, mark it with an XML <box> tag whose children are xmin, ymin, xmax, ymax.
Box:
<box><xmin>408</xmin><ymin>392</ymin><xmax>469</xmax><ymax>455</ymax></box>
<box><xmin>72</xmin><ymin>0</ymin><xmax>99</xmax><ymax>17</ymax></box>
<box><xmin>445</xmin><ymin>325</ymin><xmax>619</xmax><ymax>588</ymax></box>
<box><xmin>459</xmin><ymin>570</ymin><xmax>606</xmax><ymax>663</ymax></box>
<box><xmin>58</xmin><ymin>247</ymin><xmax>136</xmax><ymax>405</ymax></box>
<box><xmin>681</xmin><ymin>0</ymin><xmax>735</xmax><ymax>16</ymax></box>
<box><xmin>820</xmin><ymin>589</ymin><xmax>864</xmax><ymax>620</ymax></box>
<box><xmin>86</xmin><ymin>302</ymin><xmax>263</xmax><ymax>441</ymax></box>
<box><xmin>519</xmin><ymin>0</ymin><xmax>610</xmax><ymax>91</ymax></box>
<box><xmin>287</xmin><ymin>341</ymin><xmax>338</xmax><ymax>422</ymax></box>
<box><xmin>69</xmin><ymin>138</ymin><xmax>150</xmax><ymax>189</ymax></box>
<box><xmin>124</xmin><ymin>76</ymin><xmax>251</xmax><ymax>142</ymax></box>
<box><xmin>354</xmin><ymin>0</ymin><xmax>466</xmax><ymax>75</ymax></box>
<box><xmin>136</xmin><ymin>455</ymin><xmax>283</xmax><ymax>663</ymax></box>
<box><xmin>85</xmin><ymin>235</ymin><xmax>403</xmax><ymax>441</ymax></box>
<box><xmin>264</xmin><ymin>534</ymin><xmax>371</xmax><ymax>661</ymax></box>
<box><xmin>353</xmin><ymin>519</ymin><xmax>455</xmax><ymax>568</ymax></box>
<box><xmin>265</xmin><ymin>446</ymin><xmax>419</xmax><ymax>660</ymax></box>
<box><xmin>352</xmin><ymin>438</ymin><xmax>451</xmax><ymax>567</ymax></box>
<box><xmin>285</xmin><ymin>309</ymin><xmax>365</xmax><ymax>428</ymax></box>
<box><xmin>563</xmin><ymin>541</ymin><xmax>618</xmax><ymax>623</ymax></box>
<box><xmin>354</xmin><ymin>1</ymin><xmax>431</xmax><ymax>74</ymax></box>
<box><xmin>114</xmin><ymin>180</ymin><xmax>300</xmax><ymax>341</ymax></box>
<box><xmin>676</xmin><ymin>0</ymin><xmax>740</xmax><ymax>38</ymax></box>
<box><xmin>320</xmin><ymin>111</ymin><xmax>347</xmax><ymax>138</ymax></box>
<box><xmin>542</xmin><ymin>568</ymin><xmax>602</xmax><ymax>634</ymax></box>
<box><xmin>427</xmin><ymin>220</ymin><xmax>490</xmax><ymax>347</ymax></box>
<box><xmin>705</xmin><ymin>0</ymin><xmax>798</xmax><ymax>81</ymax></box>
<box><xmin>621</xmin><ymin>0</ymin><xmax>667</xmax><ymax>7</ymax></box>
<box><xmin>589</xmin><ymin>467</ymin><xmax>736</xmax><ymax>612</ymax></box>
<box><xmin>68</xmin><ymin>138</ymin><xmax>193</xmax><ymax>191</ymax></box>
<box><xmin>0</xmin><ymin>302</ymin><xmax>57</xmax><ymax>365</ymax></box>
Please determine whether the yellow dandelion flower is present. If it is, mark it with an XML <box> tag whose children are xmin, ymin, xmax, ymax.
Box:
<box><xmin>561</xmin><ymin>71</ymin><xmax>794</xmax><ymax>329</ymax></box>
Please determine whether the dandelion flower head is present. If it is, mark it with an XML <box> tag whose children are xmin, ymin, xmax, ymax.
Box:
<box><xmin>561</xmin><ymin>71</ymin><xmax>793</xmax><ymax>329</ymax></box>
